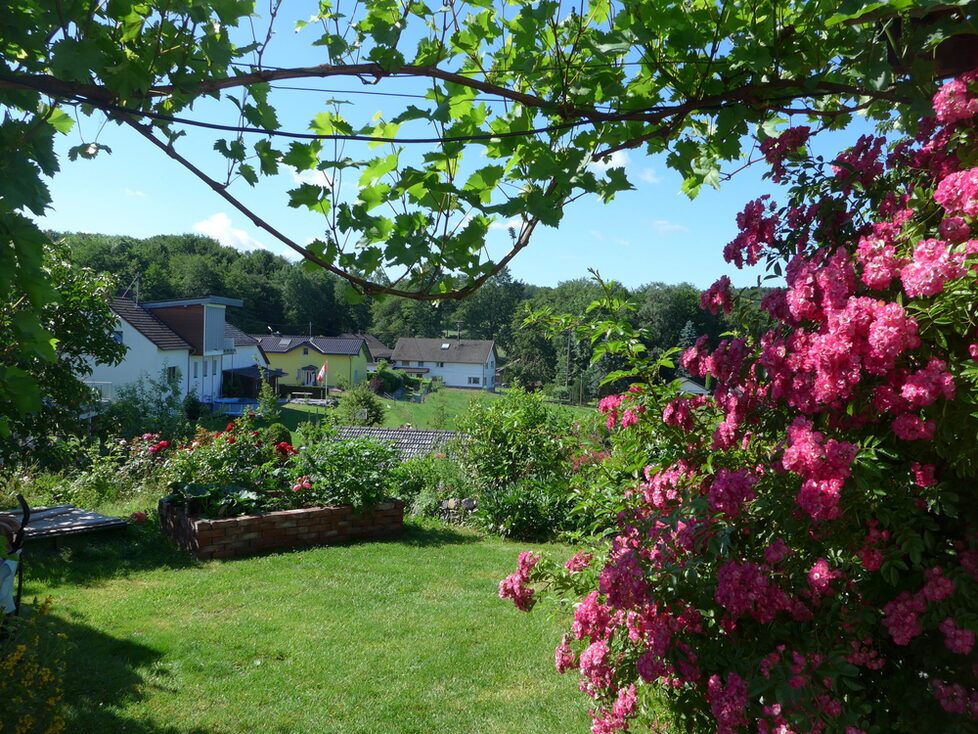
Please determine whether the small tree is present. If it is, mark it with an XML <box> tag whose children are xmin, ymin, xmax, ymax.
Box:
<box><xmin>256</xmin><ymin>368</ymin><xmax>281</xmax><ymax>424</ymax></box>
<box><xmin>105</xmin><ymin>367</ymin><xmax>187</xmax><ymax>439</ymax></box>
<box><xmin>336</xmin><ymin>384</ymin><xmax>385</xmax><ymax>426</ymax></box>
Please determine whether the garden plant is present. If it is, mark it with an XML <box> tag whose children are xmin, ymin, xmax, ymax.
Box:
<box><xmin>502</xmin><ymin>72</ymin><xmax>978</xmax><ymax>733</ymax></box>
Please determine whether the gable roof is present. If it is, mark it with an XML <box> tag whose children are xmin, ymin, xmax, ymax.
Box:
<box><xmin>340</xmin><ymin>333</ymin><xmax>392</xmax><ymax>361</ymax></box>
<box><xmin>224</xmin><ymin>323</ymin><xmax>259</xmax><ymax>347</ymax></box>
<box><xmin>391</xmin><ymin>338</ymin><xmax>496</xmax><ymax>365</ymax></box>
<box><xmin>251</xmin><ymin>334</ymin><xmax>367</xmax><ymax>357</ymax></box>
<box><xmin>111</xmin><ymin>296</ymin><xmax>192</xmax><ymax>352</ymax></box>
<box><xmin>333</xmin><ymin>426</ymin><xmax>458</xmax><ymax>459</ymax></box>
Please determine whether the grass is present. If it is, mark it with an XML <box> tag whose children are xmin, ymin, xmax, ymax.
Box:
<box><xmin>20</xmin><ymin>513</ymin><xmax>588</xmax><ymax>734</ymax></box>
<box><xmin>278</xmin><ymin>388</ymin><xmax>596</xmax><ymax>432</ymax></box>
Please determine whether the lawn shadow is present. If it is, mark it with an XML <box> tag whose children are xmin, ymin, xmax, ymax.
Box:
<box><xmin>22</xmin><ymin>520</ymin><xmax>197</xmax><ymax>589</ymax></box>
<box><xmin>386</xmin><ymin>519</ymin><xmax>482</xmax><ymax>547</ymax></box>
<box><xmin>16</xmin><ymin>607</ymin><xmax>212</xmax><ymax>734</ymax></box>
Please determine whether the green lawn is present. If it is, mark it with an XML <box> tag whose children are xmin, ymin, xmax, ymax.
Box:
<box><xmin>22</xmin><ymin>517</ymin><xmax>587</xmax><ymax>734</ymax></box>
<box><xmin>279</xmin><ymin>388</ymin><xmax>596</xmax><ymax>431</ymax></box>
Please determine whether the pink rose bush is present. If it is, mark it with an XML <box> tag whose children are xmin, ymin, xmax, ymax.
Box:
<box><xmin>503</xmin><ymin>71</ymin><xmax>978</xmax><ymax>733</ymax></box>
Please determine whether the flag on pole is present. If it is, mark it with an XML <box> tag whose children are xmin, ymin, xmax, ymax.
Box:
<box><xmin>317</xmin><ymin>361</ymin><xmax>328</xmax><ymax>383</ymax></box>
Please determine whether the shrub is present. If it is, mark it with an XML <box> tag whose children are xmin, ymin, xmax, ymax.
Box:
<box><xmin>392</xmin><ymin>453</ymin><xmax>473</xmax><ymax>516</ymax></box>
<box><xmin>456</xmin><ymin>387</ymin><xmax>575</xmax><ymax>488</ymax></box>
<box><xmin>101</xmin><ymin>367</ymin><xmax>190</xmax><ymax>440</ymax></box>
<box><xmin>163</xmin><ymin>416</ymin><xmax>283</xmax><ymax>494</ymax></box>
<box><xmin>256</xmin><ymin>372</ymin><xmax>281</xmax><ymax>424</ymax></box>
<box><xmin>336</xmin><ymin>383</ymin><xmax>385</xmax><ymax>426</ymax></box>
<box><xmin>501</xmin><ymin>75</ymin><xmax>978</xmax><ymax>733</ymax></box>
<box><xmin>288</xmin><ymin>436</ymin><xmax>398</xmax><ymax>509</ymax></box>
<box><xmin>475</xmin><ymin>478</ymin><xmax>573</xmax><ymax>542</ymax></box>
<box><xmin>262</xmin><ymin>423</ymin><xmax>292</xmax><ymax>446</ymax></box>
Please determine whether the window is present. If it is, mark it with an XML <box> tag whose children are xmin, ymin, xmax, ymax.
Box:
<box><xmin>203</xmin><ymin>360</ymin><xmax>208</xmax><ymax>377</ymax></box>
<box><xmin>303</xmin><ymin>369</ymin><xmax>317</xmax><ymax>386</ymax></box>
<box><xmin>468</xmin><ymin>376</ymin><xmax>480</xmax><ymax>385</ymax></box>
<box><xmin>193</xmin><ymin>361</ymin><xmax>198</xmax><ymax>379</ymax></box>
<box><xmin>436</xmin><ymin>362</ymin><xmax>444</xmax><ymax>368</ymax></box>
<box><xmin>166</xmin><ymin>366</ymin><xmax>178</xmax><ymax>381</ymax></box>
<box><xmin>417</xmin><ymin>361</ymin><xmax>425</xmax><ymax>367</ymax></box>
<box><xmin>303</xmin><ymin>348</ymin><xmax>309</xmax><ymax>355</ymax></box>
<box><xmin>401</xmin><ymin>360</ymin><xmax>409</xmax><ymax>366</ymax></box>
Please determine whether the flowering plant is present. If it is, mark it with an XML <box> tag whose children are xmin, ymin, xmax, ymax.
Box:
<box><xmin>502</xmin><ymin>71</ymin><xmax>978</xmax><ymax>733</ymax></box>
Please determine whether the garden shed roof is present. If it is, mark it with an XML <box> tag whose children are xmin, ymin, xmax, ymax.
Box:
<box><xmin>334</xmin><ymin>426</ymin><xmax>458</xmax><ymax>459</ymax></box>
<box><xmin>112</xmin><ymin>296</ymin><xmax>193</xmax><ymax>352</ymax></box>
<box><xmin>391</xmin><ymin>338</ymin><xmax>496</xmax><ymax>365</ymax></box>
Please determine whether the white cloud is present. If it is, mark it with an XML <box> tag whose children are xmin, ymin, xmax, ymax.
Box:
<box><xmin>587</xmin><ymin>150</ymin><xmax>631</xmax><ymax>173</ymax></box>
<box><xmin>286</xmin><ymin>165</ymin><xmax>334</xmax><ymax>189</ymax></box>
<box><xmin>193</xmin><ymin>213</ymin><xmax>268</xmax><ymax>252</ymax></box>
<box><xmin>489</xmin><ymin>216</ymin><xmax>522</xmax><ymax>231</ymax></box>
<box><xmin>652</xmin><ymin>219</ymin><xmax>689</xmax><ymax>234</ymax></box>
<box><xmin>588</xmin><ymin>229</ymin><xmax>605</xmax><ymax>241</ymax></box>
<box><xmin>123</xmin><ymin>187</ymin><xmax>145</xmax><ymax>197</ymax></box>
<box><xmin>638</xmin><ymin>168</ymin><xmax>662</xmax><ymax>184</ymax></box>
<box><xmin>614</xmin><ymin>238</ymin><xmax>632</xmax><ymax>247</ymax></box>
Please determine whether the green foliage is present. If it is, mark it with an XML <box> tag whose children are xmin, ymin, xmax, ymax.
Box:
<box><xmin>337</xmin><ymin>383</ymin><xmax>386</xmax><ymax>426</ymax></box>
<box><xmin>257</xmin><ymin>371</ymin><xmax>282</xmax><ymax>424</ymax></box>
<box><xmin>163</xmin><ymin>418</ymin><xmax>282</xmax><ymax>494</ymax></box>
<box><xmin>289</xmin><ymin>436</ymin><xmax>399</xmax><ymax>510</ymax></box>
<box><xmin>163</xmin><ymin>482</ymin><xmax>265</xmax><ymax>519</ymax></box>
<box><xmin>456</xmin><ymin>387</ymin><xmax>575</xmax><ymax>487</ymax></box>
<box><xmin>103</xmin><ymin>367</ymin><xmax>189</xmax><ymax>440</ymax></box>
<box><xmin>262</xmin><ymin>423</ymin><xmax>292</xmax><ymax>447</ymax></box>
<box><xmin>0</xmin><ymin>244</ymin><xmax>125</xmax><ymax>461</ymax></box>
<box><xmin>474</xmin><ymin>478</ymin><xmax>573</xmax><ymax>542</ymax></box>
<box><xmin>393</xmin><ymin>453</ymin><xmax>473</xmax><ymax>516</ymax></box>
<box><xmin>370</xmin><ymin>360</ymin><xmax>409</xmax><ymax>394</ymax></box>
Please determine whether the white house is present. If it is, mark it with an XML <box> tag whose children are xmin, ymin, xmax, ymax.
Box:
<box><xmin>88</xmin><ymin>295</ymin><xmax>245</xmax><ymax>402</ymax></box>
<box><xmin>390</xmin><ymin>338</ymin><xmax>497</xmax><ymax>390</ymax></box>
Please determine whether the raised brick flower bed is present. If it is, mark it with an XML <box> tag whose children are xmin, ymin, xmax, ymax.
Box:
<box><xmin>159</xmin><ymin>499</ymin><xmax>405</xmax><ymax>560</ymax></box>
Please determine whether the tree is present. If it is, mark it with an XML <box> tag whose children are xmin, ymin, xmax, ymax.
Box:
<box><xmin>634</xmin><ymin>281</ymin><xmax>727</xmax><ymax>359</ymax></box>
<box><xmin>451</xmin><ymin>267</ymin><xmax>526</xmax><ymax>348</ymax></box>
<box><xmin>2</xmin><ymin>0</ymin><xmax>972</xmax><ymax>433</ymax></box>
<box><xmin>0</xmin><ymin>243</ymin><xmax>125</xmax><ymax>461</ymax></box>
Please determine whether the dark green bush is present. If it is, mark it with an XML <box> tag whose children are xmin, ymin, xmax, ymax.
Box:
<box><xmin>289</xmin><ymin>436</ymin><xmax>398</xmax><ymax>509</ymax></box>
<box><xmin>336</xmin><ymin>383</ymin><xmax>385</xmax><ymax>426</ymax></box>
<box><xmin>392</xmin><ymin>453</ymin><xmax>473</xmax><ymax>515</ymax></box>
<box><xmin>263</xmin><ymin>422</ymin><xmax>292</xmax><ymax>446</ymax></box>
<box><xmin>473</xmin><ymin>478</ymin><xmax>573</xmax><ymax>542</ymax></box>
<box><xmin>455</xmin><ymin>387</ymin><xmax>575</xmax><ymax>487</ymax></box>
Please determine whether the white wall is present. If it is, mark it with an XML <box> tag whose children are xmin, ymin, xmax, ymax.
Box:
<box><xmin>203</xmin><ymin>305</ymin><xmax>226</xmax><ymax>353</ymax></box>
<box><xmin>228</xmin><ymin>344</ymin><xmax>265</xmax><ymax>371</ymax></box>
<box><xmin>188</xmin><ymin>354</ymin><xmax>226</xmax><ymax>401</ymax></box>
<box><xmin>415</xmin><ymin>360</ymin><xmax>493</xmax><ymax>389</ymax></box>
<box><xmin>88</xmin><ymin>318</ymin><xmax>190</xmax><ymax>400</ymax></box>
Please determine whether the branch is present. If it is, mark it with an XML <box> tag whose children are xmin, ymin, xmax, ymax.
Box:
<box><xmin>120</xmin><ymin>115</ymin><xmax>544</xmax><ymax>302</ymax></box>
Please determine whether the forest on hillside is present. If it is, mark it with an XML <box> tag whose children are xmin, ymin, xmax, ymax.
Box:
<box><xmin>59</xmin><ymin>231</ymin><xmax>757</xmax><ymax>400</ymax></box>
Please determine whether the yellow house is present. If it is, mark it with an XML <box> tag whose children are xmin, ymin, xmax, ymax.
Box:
<box><xmin>252</xmin><ymin>335</ymin><xmax>371</xmax><ymax>392</ymax></box>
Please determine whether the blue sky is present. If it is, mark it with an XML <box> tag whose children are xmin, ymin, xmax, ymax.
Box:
<box><xmin>36</xmin><ymin>4</ymin><xmax>872</xmax><ymax>292</ymax></box>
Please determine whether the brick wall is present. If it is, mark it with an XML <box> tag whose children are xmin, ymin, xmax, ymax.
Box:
<box><xmin>159</xmin><ymin>500</ymin><xmax>405</xmax><ymax>560</ymax></box>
